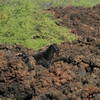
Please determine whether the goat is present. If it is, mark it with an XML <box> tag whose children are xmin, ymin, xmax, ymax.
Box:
<box><xmin>33</xmin><ymin>44</ymin><xmax>59</xmax><ymax>68</ymax></box>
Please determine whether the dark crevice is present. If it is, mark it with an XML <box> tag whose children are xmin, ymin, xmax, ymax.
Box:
<box><xmin>87</xmin><ymin>92</ymin><xmax>100</xmax><ymax>99</ymax></box>
<box><xmin>23</xmin><ymin>94</ymin><xmax>33</xmax><ymax>100</ymax></box>
<box><xmin>53</xmin><ymin>56</ymin><xmax>79</xmax><ymax>65</ymax></box>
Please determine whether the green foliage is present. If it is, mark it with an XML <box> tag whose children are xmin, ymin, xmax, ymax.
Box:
<box><xmin>0</xmin><ymin>0</ymin><xmax>99</xmax><ymax>49</ymax></box>
<box><xmin>35</xmin><ymin>0</ymin><xmax>100</xmax><ymax>8</ymax></box>
<box><xmin>71</xmin><ymin>0</ymin><xmax>100</xmax><ymax>7</ymax></box>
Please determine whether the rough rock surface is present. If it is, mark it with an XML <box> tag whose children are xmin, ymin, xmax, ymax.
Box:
<box><xmin>49</xmin><ymin>4</ymin><xmax>100</xmax><ymax>42</ymax></box>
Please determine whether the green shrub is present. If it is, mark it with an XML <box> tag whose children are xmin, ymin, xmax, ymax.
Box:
<box><xmin>0</xmin><ymin>0</ymin><xmax>99</xmax><ymax>49</ymax></box>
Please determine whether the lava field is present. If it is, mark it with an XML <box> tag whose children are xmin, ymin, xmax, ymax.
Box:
<box><xmin>0</xmin><ymin>4</ymin><xmax>100</xmax><ymax>100</ymax></box>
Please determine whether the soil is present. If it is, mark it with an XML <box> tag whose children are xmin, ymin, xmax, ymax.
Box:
<box><xmin>0</xmin><ymin>4</ymin><xmax>100</xmax><ymax>100</ymax></box>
